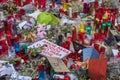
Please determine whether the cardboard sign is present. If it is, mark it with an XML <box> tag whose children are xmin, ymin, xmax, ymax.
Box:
<box><xmin>109</xmin><ymin>30</ymin><xmax>118</xmax><ymax>36</ymax></box>
<box><xmin>28</xmin><ymin>39</ymin><xmax>71</xmax><ymax>59</ymax></box>
<box><xmin>88</xmin><ymin>58</ymin><xmax>107</xmax><ymax>80</ymax></box>
<box><xmin>47</xmin><ymin>57</ymin><xmax>70</xmax><ymax>72</ymax></box>
<box><xmin>83</xmin><ymin>48</ymin><xmax>99</xmax><ymax>61</ymax></box>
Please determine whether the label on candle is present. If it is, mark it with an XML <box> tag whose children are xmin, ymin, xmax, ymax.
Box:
<box><xmin>28</xmin><ymin>39</ymin><xmax>71</xmax><ymax>59</ymax></box>
<box><xmin>0</xmin><ymin>12</ymin><xmax>4</xmax><ymax>20</ymax></box>
<box><xmin>69</xmin><ymin>7</ymin><xmax>72</xmax><ymax>17</ymax></box>
<box><xmin>83</xmin><ymin>0</ymin><xmax>95</xmax><ymax>3</ymax></box>
<box><xmin>80</xmin><ymin>22</ymin><xmax>85</xmax><ymax>32</ymax></box>
<box><xmin>112</xmin><ymin>49</ymin><xmax>119</xmax><ymax>57</ymax></box>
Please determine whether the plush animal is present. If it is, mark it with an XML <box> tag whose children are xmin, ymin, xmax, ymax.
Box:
<box><xmin>37</xmin><ymin>12</ymin><xmax>59</xmax><ymax>25</ymax></box>
<box><xmin>37</xmin><ymin>24</ymin><xmax>46</xmax><ymax>39</ymax></box>
<box><xmin>23</xmin><ymin>32</ymin><xmax>36</xmax><ymax>42</ymax></box>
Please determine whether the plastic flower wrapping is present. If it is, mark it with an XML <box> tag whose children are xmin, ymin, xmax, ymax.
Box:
<box><xmin>0</xmin><ymin>0</ymin><xmax>120</xmax><ymax>80</ymax></box>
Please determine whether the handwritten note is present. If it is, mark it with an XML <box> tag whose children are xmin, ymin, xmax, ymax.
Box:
<box><xmin>28</xmin><ymin>39</ymin><xmax>71</xmax><ymax>58</ymax></box>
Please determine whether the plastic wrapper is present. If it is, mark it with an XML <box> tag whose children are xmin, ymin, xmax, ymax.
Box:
<box><xmin>0</xmin><ymin>0</ymin><xmax>120</xmax><ymax>80</ymax></box>
<box><xmin>107</xmin><ymin>58</ymin><xmax>120</xmax><ymax>80</ymax></box>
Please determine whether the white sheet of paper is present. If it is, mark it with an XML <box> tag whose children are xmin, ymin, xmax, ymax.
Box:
<box><xmin>0</xmin><ymin>60</ymin><xmax>8</xmax><ymax>63</ymax></box>
<box><xmin>18</xmin><ymin>21</ymin><xmax>27</xmax><ymax>29</ymax></box>
<box><xmin>23</xmin><ymin>3</ymin><xmax>34</xmax><ymax>10</ymax></box>
<box><xmin>0</xmin><ymin>64</ymin><xmax>14</xmax><ymax>76</ymax></box>
<box><xmin>28</xmin><ymin>39</ymin><xmax>71</xmax><ymax>58</ymax></box>
<box><xmin>112</xmin><ymin>49</ymin><xmax>119</xmax><ymax>56</ymax></box>
<box><xmin>27</xmin><ymin>9</ymin><xmax>41</xmax><ymax>19</ymax></box>
<box><xmin>18</xmin><ymin>76</ymin><xmax>32</xmax><ymax>80</ymax></box>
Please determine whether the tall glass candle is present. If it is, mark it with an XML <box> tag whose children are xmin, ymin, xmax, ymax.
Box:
<box><xmin>86</xmin><ymin>23</ymin><xmax>92</xmax><ymax>35</ymax></box>
<box><xmin>79</xmin><ymin>22</ymin><xmax>85</xmax><ymax>33</ymax></box>
<box><xmin>101</xmin><ymin>22</ymin><xmax>106</xmax><ymax>33</ymax></box>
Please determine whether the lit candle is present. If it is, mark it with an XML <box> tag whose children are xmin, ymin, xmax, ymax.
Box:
<box><xmin>64</xmin><ymin>76</ymin><xmax>70</xmax><ymax>80</ymax></box>
<box><xmin>111</xmin><ymin>14</ymin><xmax>115</xmax><ymax>25</ymax></box>
<box><xmin>79</xmin><ymin>22</ymin><xmax>85</xmax><ymax>33</ymax></box>
<box><xmin>118</xmin><ymin>52</ymin><xmax>120</xmax><ymax>58</ymax></box>
<box><xmin>83</xmin><ymin>3</ymin><xmax>89</xmax><ymax>14</ymax></box>
<box><xmin>63</xmin><ymin>2</ymin><xmax>68</xmax><ymax>11</ymax></box>
<box><xmin>38</xmin><ymin>64</ymin><xmax>45</xmax><ymax>80</ymax></box>
<box><xmin>118</xmin><ymin>24</ymin><xmax>120</xmax><ymax>32</ymax></box>
<box><xmin>72</xmin><ymin>26</ymin><xmax>77</xmax><ymax>41</ymax></box>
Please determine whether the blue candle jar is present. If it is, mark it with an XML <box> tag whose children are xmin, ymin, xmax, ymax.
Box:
<box><xmin>14</xmin><ymin>42</ymin><xmax>20</xmax><ymax>52</ymax></box>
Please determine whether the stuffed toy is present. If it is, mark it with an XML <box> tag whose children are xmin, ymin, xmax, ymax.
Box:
<box><xmin>23</xmin><ymin>32</ymin><xmax>36</xmax><ymax>42</ymax></box>
<box><xmin>37</xmin><ymin>24</ymin><xmax>46</xmax><ymax>39</ymax></box>
<box><xmin>37</xmin><ymin>12</ymin><xmax>60</xmax><ymax>25</ymax></box>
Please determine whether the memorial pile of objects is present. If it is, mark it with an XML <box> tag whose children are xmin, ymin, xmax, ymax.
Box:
<box><xmin>0</xmin><ymin>0</ymin><xmax>120</xmax><ymax>80</ymax></box>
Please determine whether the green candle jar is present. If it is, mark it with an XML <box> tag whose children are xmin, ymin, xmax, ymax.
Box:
<box><xmin>101</xmin><ymin>22</ymin><xmax>107</xmax><ymax>30</ymax></box>
<box><xmin>22</xmin><ymin>44</ymin><xmax>28</xmax><ymax>54</ymax></box>
<box><xmin>86</xmin><ymin>25</ymin><xmax>92</xmax><ymax>35</ymax></box>
<box><xmin>107</xmin><ymin>21</ymin><xmax>112</xmax><ymax>29</ymax></box>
